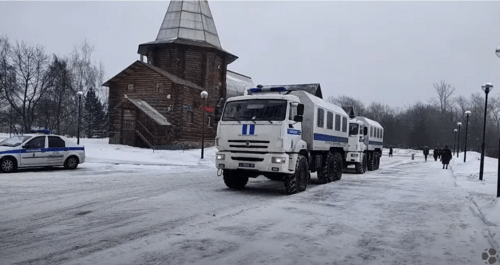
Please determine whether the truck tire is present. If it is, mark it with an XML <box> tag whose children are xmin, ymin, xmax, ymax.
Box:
<box><xmin>223</xmin><ymin>170</ymin><xmax>248</xmax><ymax>189</ymax></box>
<box><xmin>318</xmin><ymin>152</ymin><xmax>342</xmax><ymax>183</ymax></box>
<box><xmin>317</xmin><ymin>152</ymin><xmax>333</xmax><ymax>184</ymax></box>
<box><xmin>355</xmin><ymin>154</ymin><xmax>367</xmax><ymax>174</ymax></box>
<box><xmin>375</xmin><ymin>153</ymin><xmax>381</xmax><ymax>170</ymax></box>
<box><xmin>284</xmin><ymin>155</ymin><xmax>308</xmax><ymax>194</ymax></box>
<box><xmin>355</xmin><ymin>160</ymin><xmax>363</xmax><ymax>174</ymax></box>
<box><xmin>332</xmin><ymin>153</ymin><xmax>343</xmax><ymax>181</ymax></box>
<box><xmin>367</xmin><ymin>153</ymin><xmax>375</xmax><ymax>171</ymax></box>
<box><xmin>363</xmin><ymin>154</ymin><xmax>368</xmax><ymax>172</ymax></box>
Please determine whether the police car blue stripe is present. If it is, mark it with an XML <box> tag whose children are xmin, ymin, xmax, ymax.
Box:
<box><xmin>313</xmin><ymin>133</ymin><xmax>348</xmax><ymax>143</ymax></box>
<box><xmin>249</xmin><ymin>125</ymin><xmax>255</xmax><ymax>135</ymax></box>
<box><xmin>0</xmin><ymin>147</ymin><xmax>84</xmax><ymax>155</ymax></box>
<box><xmin>242</xmin><ymin>124</ymin><xmax>247</xmax><ymax>135</ymax></box>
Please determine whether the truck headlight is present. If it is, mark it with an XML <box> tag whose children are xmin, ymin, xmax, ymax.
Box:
<box><xmin>216</xmin><ymin>154</ymin><xmax>225</xmax><ymax>160</ymax></box>
<box><xmin>272</xmin><ymin>157</ymin><xmax>286</xmax><ymax>164</ymax></box>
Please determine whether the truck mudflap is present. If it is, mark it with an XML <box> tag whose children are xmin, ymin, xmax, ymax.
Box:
<box><xmin>216</xmin><ymin>151</ymin><xmax>298</xmax><ymax>174</ymax></box>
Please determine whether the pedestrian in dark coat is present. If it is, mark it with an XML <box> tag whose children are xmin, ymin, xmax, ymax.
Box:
<box><xmin>423</xmin><ymin>147</ymin><xmax>429</xmax><ymax>161</ymax></box>
<box><xmin>389</xmin><ymin>147</ymin><xmax>393</xmax><ymax>157</ymax></box>
<box><xmin>433</xmin><ymin>148</ymin><xmax>439</xmax><ymax>161</ymax></box>
<box><xmin>441</xmin><ymin>146</ymin><xmax>452</xmax><ymax>169</ymax></box>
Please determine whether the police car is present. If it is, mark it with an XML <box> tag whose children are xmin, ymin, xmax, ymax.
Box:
<box><xmin>0</xmin><ymin>133</ymin><xmax>85</xmax><ymax>173</ymax></box>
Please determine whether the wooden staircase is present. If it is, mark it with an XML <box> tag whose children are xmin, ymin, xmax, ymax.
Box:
<box><xmin>136</xmin><ymin>120</ymin><xmax>156</xmax><ymax>148</ymax></box>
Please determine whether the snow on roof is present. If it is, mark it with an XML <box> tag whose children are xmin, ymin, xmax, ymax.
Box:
<box><xmin>226</xmin><ymin>70</ymin><xmax>254</xmax><ymax>98</ymax></box>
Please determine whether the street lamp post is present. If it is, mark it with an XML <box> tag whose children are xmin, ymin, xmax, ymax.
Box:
<box><xmin>479</xmin><ymin>82</ymin><xmax>493</xmax><ymax>181</ymax></box>
<box><xmin>463</xmin><ymin>111</ymin><xmax>471</xmax><ymax>162</ymax></box>
<box><xmin>200</xmin><ymin>91</ymin><xmax>208</xmax><ymax>159</ymax></box>
<box><xmin>77</xmin><ymin>91</ymin><xmax>84</xmax><ymax>145</ymax></box>
<box><xmin>456</xmin><ymin>122</ymin><xmax>462</xmax><ymax>158</ymax></box>
<box><xmin>453</xmin><ymin>129</ymin><xmax>457</xmax><ymax>156</ymax></box>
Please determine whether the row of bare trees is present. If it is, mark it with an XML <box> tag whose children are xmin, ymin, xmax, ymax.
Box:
<box><xmin>328</xmin><ymin>81</ymin><xmax>500</xmax><ymax>157</ymax></box>
<box><xmin>0</xmin><ymin>36</ymin><xmax>107</xmax><ymax>138</ymax></box>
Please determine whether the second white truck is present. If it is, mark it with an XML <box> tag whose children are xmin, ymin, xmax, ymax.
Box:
<box><xmin>344</xmin><ymin>116</ymin><xmax>384</xmax><ymax>174</ymax></box>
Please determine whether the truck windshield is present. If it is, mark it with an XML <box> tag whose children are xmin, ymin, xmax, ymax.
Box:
<box><xmin>222</xmin><ymin>99</ymin><xmax>287</xmax><ymax>121</ymax></box>
<box><xmin>0</xmin><ymin>136</ymin><xmax>31</xmax><ymax>147</ymax></box>
<box><xmin>349</xmin><ymin>123</ymin><xmax>359</xmax><ymax>136</ymax></box>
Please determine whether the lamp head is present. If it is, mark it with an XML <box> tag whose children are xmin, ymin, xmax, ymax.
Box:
<box><xmin>457</xmin><ymin>122</ymin><xmax>462</xmax><ymax>127</ymax></box>
<box><xmin>200</xmin><ymin>91</ymin><xmax>208</xmax><ymax>99</ymax></box>
<box><xmin>77</xmin><ymin>91</ymin><xmax>84</xmax><ymax>96</ymax></box>
<box><xmin>482</xmin><ymin>82</ymin><xmax>493</xmax><ymax>93</ymax></box>
<box><xmin>465</xmin><ymin>110</ymin><xmax>471</xmax><ymax>117</ymax></box>
<box><xmin>454</xmin><ymin>129</ymin><xmax>457</xmax><ymax>132</ymax></box>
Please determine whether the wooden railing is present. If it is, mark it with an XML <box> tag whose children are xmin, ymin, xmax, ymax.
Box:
<box><xmin>136</xmin><ymin>120</ymin><xmax>156</xmax><ymax>148</ymax></box>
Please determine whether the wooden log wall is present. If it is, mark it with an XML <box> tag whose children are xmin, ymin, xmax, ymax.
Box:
<box><xmin>108</xmin><ymin>43</ymin><xmax>230</xmax><ymax>148</ymax></box>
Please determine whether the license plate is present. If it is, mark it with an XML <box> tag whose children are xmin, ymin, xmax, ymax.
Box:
<box><xmin>239</xmin><ymin>163</ymin><xmax>255</xmax><ymax>168</ymax></box>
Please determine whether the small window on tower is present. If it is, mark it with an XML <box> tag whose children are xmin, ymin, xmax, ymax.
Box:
<box><xmin>156</xmin><ymin>83</ymin><xmax>164</xmax><ymax>93</ymax></box>
<box><xmin>128</xmin><ymin>84</ymin><xmax>134</xmax><ymax>91</ymax></box>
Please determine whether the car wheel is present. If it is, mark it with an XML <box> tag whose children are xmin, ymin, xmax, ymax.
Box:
<box><xmin>1</xmin><ymin>157</ymin><xmax>17</xmax><ymax>173</ymax></box>
<box><xmin>64</xmin><ymin>156</ymin><xmax>79</xmax><ymax>169</ymax></box>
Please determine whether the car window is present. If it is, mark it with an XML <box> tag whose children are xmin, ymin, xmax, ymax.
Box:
<box><xmin>48</xmin><ymin>136</ymin><xmax>65</xmax><ymax>148</ymax></box>
<box><xmin>24</xmin><ymin>136</ymin><xmax>46</xmax><ymax>149</ymax></box>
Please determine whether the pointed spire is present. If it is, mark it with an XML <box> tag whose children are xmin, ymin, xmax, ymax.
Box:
<box><xmin>156</xmin><ymin>0</ymin><xmax>222</xmax><ymax>48</ymax></box>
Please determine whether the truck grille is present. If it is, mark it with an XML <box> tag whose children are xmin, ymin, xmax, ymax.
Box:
<box><xmin>231</xmin><ymin>157</ymin><xmax>264</xmax><ymax>162</ymax></box>
<box><xmin>228</xmin><ymin>140</ymin><xmax>270</xmax><ymax>149</ymax></box>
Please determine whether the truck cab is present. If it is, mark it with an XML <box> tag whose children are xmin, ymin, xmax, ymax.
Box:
<box><xmin>215</xmin><ymin>88</ymin><xmax>306</xmax><ymax>179</ymax></box>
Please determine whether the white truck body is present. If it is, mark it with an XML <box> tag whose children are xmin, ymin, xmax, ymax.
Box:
<box><xmin>215</xmin><ymin>88</ymin><xmax>350</xmax><ymax>194</ymax></box>
<box><xmin>345</xmin><ymin>116</ymin><xmax>384</xmax><ymax>173</ymax></box>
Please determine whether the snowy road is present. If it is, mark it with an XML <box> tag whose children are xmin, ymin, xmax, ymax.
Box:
<box><xmin>0</xmin><ymin>155</ymin><xmax>493</xmax><ymax>265</ymax></box>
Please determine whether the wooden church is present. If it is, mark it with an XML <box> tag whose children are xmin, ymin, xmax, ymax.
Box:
<box><xmin>103</xmin><ymin>0</ymin><xmax>254</xmax><ymax>149</ymax></box>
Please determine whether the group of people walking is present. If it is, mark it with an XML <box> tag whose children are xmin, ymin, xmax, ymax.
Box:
<box><xmin>423</xmin><ymin>146</ymin><xmax>452</xmax><ymax>169</ymax></box>
<box><xmin>388</xmin><ymin>145</ymin><xmax>452</xmax><ymax>169</ymax></box>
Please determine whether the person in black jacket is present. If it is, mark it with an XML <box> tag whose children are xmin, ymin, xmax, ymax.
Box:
<box><xmin>423</xmin><ymin>147</ymin><xmax>429</xmax><ymax>161</ymax></box>
<box><xmin>441</xmin><ymin>146</ymin><xmax>452</xmax><ymax>169</ymax></box>
<box><xmin>389</xmin><ymin>147</ymin><xmax>393</xmax><ymax>157</ymax></box>
<box><xmin>433</xmin><ymin>148</ymin><xmax>439</xmax><ymax>161</ymax></box>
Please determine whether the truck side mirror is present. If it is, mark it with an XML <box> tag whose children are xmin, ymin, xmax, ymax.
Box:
<box><xmin>293</xmin><ymin>115</ymin><xmax>303</xmax><ymax>122</ymax></box>
<box><xmin>364</xmin><ymin>127</ymin><xmax>368</xmax><ymax>135</ymax></box>
<box><xmin>297</xmin><ymin>104</ymin><xmax>304</xmax><ymax>116</ymax></box>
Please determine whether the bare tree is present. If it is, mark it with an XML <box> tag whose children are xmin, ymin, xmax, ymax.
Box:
<box><xmin>326</xmin><ymin>95</ymin><xmax>366</xmax><ymax>116</ymax></box>
<box><xmin>4</xmin><ymin>41</ymin><xmax>51</xmax><ymax>133</ymax></box>
<box><xmin>430</xmin><ymin>80</ymin><xmax>455</xmax><ymax>114</ymax></box>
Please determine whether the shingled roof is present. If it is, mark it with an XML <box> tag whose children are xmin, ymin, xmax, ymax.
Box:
<box><xmin>138</xmin><ymin>0</ymin><xmax>237</xmax><ymax>64</ymax></box>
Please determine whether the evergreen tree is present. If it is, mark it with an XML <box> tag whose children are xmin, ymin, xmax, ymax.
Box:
<box><xmin>83</xmin><ymin>87</ymin><xmax>107</xmax><ymax>138</ymax></box>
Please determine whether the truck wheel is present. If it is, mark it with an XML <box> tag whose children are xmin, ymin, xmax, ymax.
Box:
<box><xmin>373</xmin><ymin>153</ymin><xmax>380</xmax><ymax>170</ymax></box>
<box><xmin>355</xmin><ymin>154</ymin><xmax>366</xmax><ymax>174</ymax></box>
<box><xmin>367</xmin><ymin>153</ymin><xmax>375</xmax><ymax>171</ymax></box>
<box><xmin>332</xmin><ymin>153</ymin><xmax>343</xmax><ymax>181</ymax></box>
<box><xmin>1</xmin><ymin>157</ymin><xmax>17</xmax><ymax>173</ymax></box>
<box><xmin>284</xmin><ymin>155</ymin><xmax>308</xmax><ymax>194</ymax></box>
<box><xmin>223</xmin><ymin>170</ymin><xmax>248</xmax><ymax>189</ymax></box>
<box><xmin>317</xmin><ymin>152</ymin><xmax>333</xmax><ymax>184</ymax></box>
<box><xmin>362</xmin><ymin>154</ymin><xmax>368</xmax><ymax>172</ymax></box>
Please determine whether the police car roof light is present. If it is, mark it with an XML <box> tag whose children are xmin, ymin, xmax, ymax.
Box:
<box><xmin>248</xmin><ymin>87</ymin><xmax>287</xmax><ymax>94</ymax></box>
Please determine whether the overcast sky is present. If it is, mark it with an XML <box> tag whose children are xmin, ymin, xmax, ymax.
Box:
<box><xmin>2</xmin><ymin>1</ymin><xmax>500</xmax><ymax>108</ymax></box>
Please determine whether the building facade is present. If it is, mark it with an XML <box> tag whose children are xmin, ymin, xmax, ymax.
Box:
<box><xmin>103</xmin><ymin>0</ymin><xmax>253</xmax><ymax>149</ymax></box>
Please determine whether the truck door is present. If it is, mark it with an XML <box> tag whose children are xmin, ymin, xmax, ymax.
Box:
<box><xmin>20</xmin><ymin>136</ymin><xmax>47</xmax><ymax>166</ymax></box>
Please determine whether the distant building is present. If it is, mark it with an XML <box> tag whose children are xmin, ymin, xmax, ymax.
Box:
<box><xmin>103</xmin><ymin>0</ymin><xmax>254</xmax><ymax>149</ymax></box>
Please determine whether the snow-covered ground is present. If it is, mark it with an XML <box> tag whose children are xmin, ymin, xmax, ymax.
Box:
<box><xmin>0</xmin><ymin>134</ymin><xmax>499</xmax><ymax>265</ymax></box>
